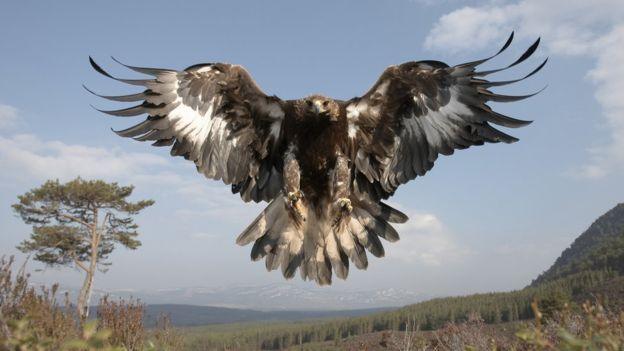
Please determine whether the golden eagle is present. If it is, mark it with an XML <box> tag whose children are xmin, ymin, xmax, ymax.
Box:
<box><xmin>88</xmin><ymin>32</ymin><xmax>545</xmax><ymax>285</ymax></box>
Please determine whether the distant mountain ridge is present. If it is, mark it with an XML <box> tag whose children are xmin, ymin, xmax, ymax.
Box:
<box><xmin>92</xmin><ymin>283</ymin><xmax>425</xmax><ymax>311</ymax></box>
<box><xmin>531</xmin><ymin>203</ymin><xmax>624</xmax><ymax>286</ymax></box>
<box><xmin>81</xmin><ymin>284</ymin><xmax>418</xmax><ymax>326</ymax></box>
<box><xmin>87</xmin><ymin>303</ymin><xmax>393</xmax><ymax>327</ymax></box>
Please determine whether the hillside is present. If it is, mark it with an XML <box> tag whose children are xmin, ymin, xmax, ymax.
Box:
<box><xmin>182</xmin><ymin>202</ymin><xmax>624</xmax><ymax>350</ymax></box>
<box><xmin>88</xmin><ymin>303</ymin><xmax>393</xmax><ymax>327</ymax></box>
<box><xmin>141</xmin><ymin>305</ymin><xmax>392</xmax><ymax>327</ymax></box>
<box><xmin>182</xmin><ymin>270</ymin><xmax>617</xmax><ymax>350</ymax></box>
<box><xmin>532</xmin><ymin>203</ymin><xmax>624</xmax><ymax>285</ymax></box>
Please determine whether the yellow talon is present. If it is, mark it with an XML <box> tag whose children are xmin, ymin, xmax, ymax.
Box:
<box><xmin>285</xmin><ymin>190</ymin><xmax>306</xmax><ymax>223</ymax></box>
<box><xmin>336</xmin><ymin>198</ymin><xmax>352</xmax><ymax>213</ymax></box>
<box><xmin>287</xmin><ymin>190</ymin><xmax>303</xmax><ymax>202</ymax></box>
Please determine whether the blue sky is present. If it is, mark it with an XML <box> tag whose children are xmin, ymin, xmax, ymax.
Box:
<box><xmin>1</xmin><ymin>0</ymin><xmax>623</xmax><ymax>298</ymax></box>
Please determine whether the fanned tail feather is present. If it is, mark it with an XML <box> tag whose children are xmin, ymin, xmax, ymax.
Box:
<box><xmin>236</xmin><ymin>196</ymin><xmax>407</xmax><ymax>285</ymax></box>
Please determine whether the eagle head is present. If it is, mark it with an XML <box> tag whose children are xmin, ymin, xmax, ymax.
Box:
<box><xmin>303</xmin><ymin>95</ymin><xmax>340</xmax><ymax>121</ymax></box>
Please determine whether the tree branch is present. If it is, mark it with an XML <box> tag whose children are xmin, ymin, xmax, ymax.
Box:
<box><xmin>69</xmin><ymin>250</ymin><xmax>88</xmax><ymax>272</ymax></box>
<box><xmin>73</xmin><ymin>257</ymin><xmax>89</xmax><ymax>272</ymax></box>
<box><xmin>56</xmin><ymin>212</ymin><xmax>91</xmax><ymax>228</ymax></box>
<box><xmin>102</xmin><ymin>212</ymin><xmax>111</xmax><ymax>231</ymax></box>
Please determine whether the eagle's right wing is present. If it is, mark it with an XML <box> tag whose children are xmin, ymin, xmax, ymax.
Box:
<box><xmin>87</xmin><ymin>58</ymin><xmax>285</xmax><ymax>203</ymax></box>
<box><xmin>346</xmin><ymin>33</ymin><xmax>547</xmax><ymax>201</ymax></box>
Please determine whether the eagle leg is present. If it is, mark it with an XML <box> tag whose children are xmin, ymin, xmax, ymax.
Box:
<box><xmin>331</xmin><ymin>153</ymin><xmax>352</xmax><ymax>228</ymax></box>
<box><xmin>285</xmin><ymin>189</ymin><xmax>306</xmax><ymax>224</ymax></box>
<box><xmin>283</xmin><ymin>145</ymin><xmax>306</xmax><ymax>224</ymax></box>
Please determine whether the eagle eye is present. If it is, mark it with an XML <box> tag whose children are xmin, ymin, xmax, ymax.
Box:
<box><xmin>306</xmin><ymin>100</ymin><xmax>313</xmax><ymax>106</ymax></box>
<box><xmin>323</xmin><ymin>101</ymin><xmax>329</xmax><ymax>107</ymax></box>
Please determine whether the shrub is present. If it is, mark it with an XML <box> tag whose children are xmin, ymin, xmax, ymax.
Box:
<box><xmin>148</xmin><ymin>314</ymin><xmax>184</xmax><ymax>351</ymax></box>
<box><xmin>0</xmin><ymin>256</ymin><xmax>79</xmax><ymax>349</ymax></box>
<box><xmin>0</xmin><ymin>257</ymin><xmax>183</xmax><ymax>351</ymax></box>
<box><xmin>97</xmin><ymin>297</ymin><xmax>145</xmax><ymax>350</ymax></box>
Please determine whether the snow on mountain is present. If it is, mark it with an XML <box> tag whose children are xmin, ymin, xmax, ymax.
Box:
<box><xmin>96</xmin><ymin>283</ymin><xmax>426</xmax><ymax>310</ymax></box>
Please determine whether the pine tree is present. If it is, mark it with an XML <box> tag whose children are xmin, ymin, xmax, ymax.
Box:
<box><xmin>13</xmin><ymin>178</ymin><xmax>154</xmax><ymax>321</ymax></box>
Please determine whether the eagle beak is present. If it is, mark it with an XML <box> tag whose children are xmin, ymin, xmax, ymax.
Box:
<box><xmin>313</xmin><ymin>100</ymin><xmax>325</xmax><ymax>115</ymax></box>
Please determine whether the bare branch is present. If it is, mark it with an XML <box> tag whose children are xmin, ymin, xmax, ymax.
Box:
<box><xmin>0</xmin><ymin>309</ymin><xmax>12</xmax><ymax>340</ymax></box>
<box><xmin>73</xmin><ymin>257</ymin><xmax>89</xmax><ymax>272</ymax></box>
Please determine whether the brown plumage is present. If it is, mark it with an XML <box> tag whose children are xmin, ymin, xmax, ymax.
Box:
<box><xmin>283</xmin><ymin>95</ymin><xmax>347</xmax><ymax>205</ymax></box>
<box><xmin>87</xmin><ymin>32</ymin><xmax>546</xmax><ymax>285</ymax></box>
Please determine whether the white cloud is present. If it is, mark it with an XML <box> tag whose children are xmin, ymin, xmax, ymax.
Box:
<box><xmin>424</xmin><ymin>0</ymin><xmax>624</xmax><ymax>178</ymax></box>
<box><xmin>0</xmin><ymin>104</ymin><xmax>187</xmax><ymax>185</ymax></box>
<box><xmin>0</xmin><ymin>104</ymin><xmax>19</xmax><ymax>130</ymax></box>
<box><xmin>582</xmin><ymin>25</ymin><xmax>624</xmax><ymax>177</ymax></box>
<box><xmin>0</xmin><ymin>133</ymin><xmax>170</xmax><ymax>183</ymax></box>
<box><xmin>425</xmin><ymin>6</ymin><xmax>517</xmax><ymax>54</ymax></box>
<box><xmin>173</xmin><ymin>179</ymin><xmax>263</xmax><ymax>222</ymax></box>
<box><xmin>0</xmin><ymin>124</ymin><xmax>263</xmax><ymax>222</ymax></box>
<box><xmin>390</xmin><ymin>211</ymin><xmax>471</xmax><ymax>266</ymax></box>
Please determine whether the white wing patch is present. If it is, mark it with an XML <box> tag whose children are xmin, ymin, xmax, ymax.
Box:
<box><xmin>346</xmin><ymin>102</ymin><xmax>365</xmax><ymax>120</ymax></box>
<box><xmin>348</xmin><ymin>124</ymin><xmax>359</xmax><ymax>139</ymax></box>
<box><xmin>346</xmin><ymin>101</ymin><xmax>368</xmax><ymax>140</ymax></box>
<box><xmin>89</xmin><ymin>58</ymin><xmax>286</xmax><ymax>203</ymax></box>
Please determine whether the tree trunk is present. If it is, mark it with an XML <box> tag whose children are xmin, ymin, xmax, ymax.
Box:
<box><xmin>77</xmin><ymin>207</ymin><xmax>100</xmax><ymax>322</ymax></box>
<box><xmin>77</xmin><ymin>269</ymin><xmax>95</xmax><ymax>321</ymax></box>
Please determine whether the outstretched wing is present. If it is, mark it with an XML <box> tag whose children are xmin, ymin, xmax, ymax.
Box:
<box><xmin>87</xmin><ymin>58</ymin><xmax>285</xmax><ymax>202</ymax></box>
<box><xmin>346</xmin><ymin>33</ymin><xmax>546</xmax><ymax>200</ymax></box>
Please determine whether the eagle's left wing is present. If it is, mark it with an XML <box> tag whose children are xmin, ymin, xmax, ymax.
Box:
<box><xmin>346</xmin><ymin>33</ymin><xmax>546</xmax><ymax>201</ymax></box>
<box><xmin>87</xmin><ymin>58</ymin><xmax>285</xmax><ymax>203</ymax></box>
